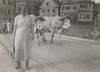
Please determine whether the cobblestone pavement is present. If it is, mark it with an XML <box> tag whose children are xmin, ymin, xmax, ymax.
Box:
<box><xmin>0</xmin><ymin>34</ymin><xmax>100</xmax><ymax>72</ymax></box>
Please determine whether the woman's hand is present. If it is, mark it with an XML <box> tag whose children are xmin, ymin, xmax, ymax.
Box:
<box><xmin>13</xmin><ymin>35</ymin><xmax>15</xmax><ymax>42</ymax></box>
<box><xmin>31</xmin><ymin>35</ymin><xmax>34</xmax><ymax>40</ymax></box>
<box><xmin>31</xmin><ymin>32</ymin><xmax>34</xmax><ymax>40</ymax></box>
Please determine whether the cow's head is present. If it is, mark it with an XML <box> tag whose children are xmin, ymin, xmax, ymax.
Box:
<box><xmin>35</xmin><ymin>17</ymin><xmax>45</xmax><ymax>22</ymax></box>
<box><xmin>59</xmin><ymin>16</ymin><xmax>71</xmax><ymax>29</ymax></box>
<box><xmin>34</xmin><ymin>17</ymin><xmax>46</xmax><ymax>26</ymax></box>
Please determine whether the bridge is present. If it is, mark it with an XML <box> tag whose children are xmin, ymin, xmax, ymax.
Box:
<box><xmin>0</xmin><ymin>34</ymin><xmax>100</xmax><ymax>72</ymax></box>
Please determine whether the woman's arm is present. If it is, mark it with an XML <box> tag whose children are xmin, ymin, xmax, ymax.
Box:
<box><xmin>13</xmin><ymin>17</ymin><xmax>18</xmax><ymax>41</ymax></box>
<box><xmin>13</xmin><ymin>25</ymin><xmax>17</xmax><ymax>40</ymax></box>
<box><xmin>30</xmin><ymin>18</ymin><xmax>35</xmax><ymax>40</ymax></box>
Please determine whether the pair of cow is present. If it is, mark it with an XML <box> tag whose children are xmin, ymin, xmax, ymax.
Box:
<box><xmin>30</xmin><ymin>15</ymin><xmax>71</xmax><ymax>45</ymax></box>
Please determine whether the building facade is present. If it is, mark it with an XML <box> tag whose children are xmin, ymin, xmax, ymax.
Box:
<box><xmin>39</xmin><ymin>0</ymin><xmax>59</xmax><ymax>16</ymax></box>
<box><xmin>16</xmin><ymin>0</ymin><xmax>26</xmax><ymax>15</ymax></box>
<box><xmin>16</xmin><ymin>0</ymin><xmax>42</xmax><ymax>16</ymax></box>
<box><xmin>60</xmin><ymin>0</ymin><xmax>78</xmax><ymax>16</ymax></box>
<box><xmin>0</xmin><ymin>0</ymin><xmax>15</xmax><ymax>25</ymax></box>
<box><xmin>39</xmin><ymin>0</ymin><xmax>94</xmax><ymax>23</ymax></box>
<box><xmin>78</xmin><ymin>0</ymin><xmax>94</xmax><ymax>22</ymax></box>
<box><xmin>60</xmin><ymin>0</ymin><xmax>94</xmax><ymax>23</ymax></box>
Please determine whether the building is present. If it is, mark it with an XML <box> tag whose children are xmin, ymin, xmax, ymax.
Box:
<box><xmin>39</xmin><ymin>0</ymin><xmax>94</xmax><ymax>22</ymax></box>
<box><xmin>60</xmin><ymin>0</ymin><xmax>94</xmax><ymax>39</ymax></box>
<box><xmin>60</xmin><ymin>0</ymin><xmax>94</xmax><ymax>23</ymax></box>
<box><xmin>16</xmin><ymin>0</ymin><xmax>42</xmax><ymax>16</ymax></box>
<box><xmin>0</xmin><ymin>0</ymin><xmax>16</xmax><ymax>25</ymax></box>
<box><xmin>16</xmin><ymin>0</ymin><xmax>26</xmax><ymax>15</ymax></box>
<box><xmin>78</xmin><ymin>0</ymin><xmax>94</xmax><ymax>22</ymax></box>
<box><xmin>60</xmin><ymin>0</ymin><xmax>78</xmax><ymax>16</ymax></box>
<box><xmin>39</xmin><ymin>0</ymin><xmax>59</xmax><ymax>16</ymax></box>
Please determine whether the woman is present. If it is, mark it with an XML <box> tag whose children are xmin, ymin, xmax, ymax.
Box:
<box><xmin>13</xmin><ymin>4</ymin><xmax>34</xmax><ymax>69</ymax></box>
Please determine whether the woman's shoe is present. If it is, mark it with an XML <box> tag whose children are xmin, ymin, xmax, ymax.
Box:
<box><xmin>15</xmin><ymin>61</ymin><xmax>21</xmax><ymax>69</ymax></box>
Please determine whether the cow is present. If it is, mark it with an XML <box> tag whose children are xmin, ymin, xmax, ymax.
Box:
<box><xmin>34</xmin><ymin>15</ymin><xmax>71</xmax><ymax>45</ymax></box>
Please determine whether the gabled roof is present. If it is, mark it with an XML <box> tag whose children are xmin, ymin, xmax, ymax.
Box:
<box><xmin>40</xmin><ymin>0</ymin><xmax>58</xmax><ymax>8</ymax></box>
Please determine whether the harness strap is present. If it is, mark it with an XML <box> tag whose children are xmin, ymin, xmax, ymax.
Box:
<box><xmin>50</xmin><ymin>16</ymin><xmax>55</xmax><ymax>27</ymax></box>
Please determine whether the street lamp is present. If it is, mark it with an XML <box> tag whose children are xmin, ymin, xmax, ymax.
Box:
<box><xmin>93</xmin><ymin>0</ymin><xmax>96</xmax><ymax>39</ymax></box>
<box><xmin>58</xmin><ymin>0</ymin><xmax>63</xmax><ymax>16</ymax></box>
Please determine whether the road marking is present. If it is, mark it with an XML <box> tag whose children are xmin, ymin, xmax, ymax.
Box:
<box><xmin>0</xmin><ymin>40</ymin><xmax>25</xmax><ymax>72</ymax></box>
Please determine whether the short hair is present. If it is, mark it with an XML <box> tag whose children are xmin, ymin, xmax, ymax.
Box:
<box><xmin>18</xmin><ymin>4</ymin><xmax>30</xmax><ymax>14</ymax></box>
<box><xmin>18</xmin><ymin>4</ymin><xmax>27</xmax><ymax>11</ymax></box>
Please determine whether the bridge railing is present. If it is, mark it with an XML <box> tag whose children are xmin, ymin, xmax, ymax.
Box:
<box><xmin>61</xmin><ymin>24</ymin><xmax>95</xmax><ymax>39</ymax></box>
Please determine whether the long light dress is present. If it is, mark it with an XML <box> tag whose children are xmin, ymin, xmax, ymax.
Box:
<box><xmin>14</xmin><ymin>14</ymin><xmax>32</xmax><ymax>61</ymax></box>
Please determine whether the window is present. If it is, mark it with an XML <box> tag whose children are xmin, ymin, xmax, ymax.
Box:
<box><xmin>47</xmin><ymin>2</ymin><xmax>50</xmax><ymax>6</ymax></box>
<box><xmin>9</xmin><ymin>18</ymin><xmax>11</xmax><ymax>22</ymax></box>
<box><xmin>13</xmin><ymin>10</ymin><xmax>14</xmax><ymax>14</ymax></box>
<box><xmin>8</xmin><ymin>0</ymin><xmax>11</xmax><ymax>5</ymax></box>
<box><xmin>89</xmin><ymin>4</ymin><xmax>91</xmax><ymax>8</ymax></box>
<box><xmin>80</xmin><ymin>14</ymin><xmax>85</xmax><ymax>19</ymax></box>
<box><xmin>53</xmin><ymin>9</ymin><xmax>55</xmax><ymax>13</ymax></box>
<box><xmin>66</xmin><ymin>6</ymin><xmax>71</xmax><ymax>10</ymax></box>
<box><xmin>73</xmin><ymin>6</ymin><xmax>76</xmax><ymax>10</ymax></box>
<box><xmin>86</xmin><ymin>14</ymin><xmax>90</xmax><ymax>19</ymax></box>
<box><xmin>4</xmin><ymin>8</ymin><xmax>6</xmax><ymax>14</ymax></box>
<box><xmin>80</xmin><ymin>4</ymin><xmax>84</xmax><ymax>8</ymax></box>
<box><xmin>8</xmin><ymin>9</ymin><xmax>11</xmax><ymax>15</ymax></box>
<box><xmin>0</xmin><ymin>8</ymin><xmax>3</xmax><ymax>14</ymax></box>
<box><xmin>12</xmin><ymin>1</ymin><xmax>15</xmax><ymax>5</ymax></box>
<box><xmin>43</xmin><ymin>9</ymin><xmax>45</xmax><ymax>13</ymax></box>
<box><xmin>47</xmin><ymin>9</ymin><xmax>50</xmax><ymax>13</ymax></box>
<box><xmin>62</xmin><ymin>6</ymin><xmax>65</xmax><ymax>10</ymax></box>
<box><xmin>80</xmin><ymin>13</ymin><xmax>91</xmax><ymax>19</ymax></box>
<box><xmin>3</xmin><ymin>0</ymin><xmax>6</xmax><ymax>4</ymax></box>
<box><xmin>80</xmin><ymin>3</ymin><xmax>88</xmax><ymax>8</ymax></box>
<box><xmin>84</xmin><ymin>4</ymin><xmax>87</xmax><ymax>8</ymax></box>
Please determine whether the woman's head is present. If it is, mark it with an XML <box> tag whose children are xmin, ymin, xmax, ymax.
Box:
<box><xmin>19</xmin><ymin>4</ymin><xmax>28</xmax><ymax>15</ymax></box>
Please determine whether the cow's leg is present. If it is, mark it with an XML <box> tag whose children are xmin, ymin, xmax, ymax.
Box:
<box><xmin>51</xmin><ymin>29</ymin><xmax>54</xmax><ymax>43</ymax></box>
<box><xmin>59</xmin><ymin>34</ymin><xmax>61</xmax><ymax>40</ymax></box>
<box><xmin>35</xmin><ymin>29</ymin><xmax>40</xmax><ymax>45</ymax></box>
<box><xmin>40</xmin><ymin>29</ymin><xmax>47</xmax><ymax>42</ymax></box>
<box><xmin>51</xmin><ymin>33</ymin><xmax>54</xmax><ymax>43</ymax></box>
<box><xmin>37</xmin><ymin>33</ymin><xmax>40</xmax><ymax>45</ymax></box>
<box><xmin>57</xmin><ymin>29</ymin><xmax>62</xmax><ymax>40</ymax></box>
<box><xmin>42</xmin><ymin>33</ymin><xmax>47</xmax><ymax>42</ymax></box>
<box><xmin>36</xmin><ymin>34</ymin><xmax>40</xmax><ymax>45</ymax></box>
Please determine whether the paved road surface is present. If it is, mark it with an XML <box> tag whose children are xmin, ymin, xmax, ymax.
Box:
<box><xmin>0</xmin><ymin>41</ymin><xmax>15</xmax><ymax>72</ymax></box>
<box><xmin>0</xmin><ymin>34</ymin><xmax>100</xmax><ymax>72</ymax></box>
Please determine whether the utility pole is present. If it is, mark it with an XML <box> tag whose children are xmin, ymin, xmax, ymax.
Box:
<box><xmin>93</xmin><ymin>0</ymin><xmax>96</xmax><ymax>39</ymax></box>
<box><xmin>93</xmin><ymin>0</ymin><xmax>96</xmax><ymax>22</ymax></box>
<box><xmin>59</xmin><ymin>0</ymin><xmax>62</xmax><ymax>16</ymax></box>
